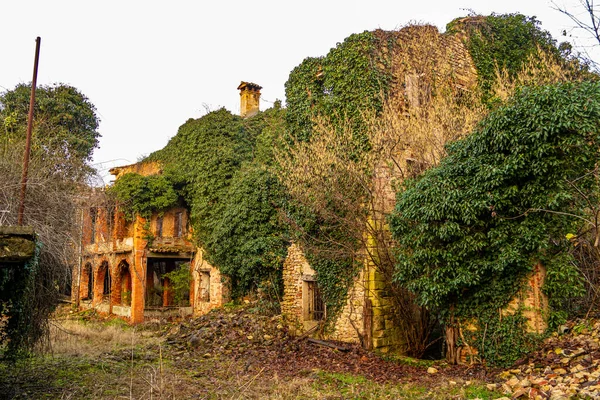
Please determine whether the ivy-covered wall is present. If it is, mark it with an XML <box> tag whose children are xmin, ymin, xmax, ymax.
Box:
<box><xmin>0</xmin><ymin>226</ymin><xmax>40</xmax><ymax>357</ymax></box>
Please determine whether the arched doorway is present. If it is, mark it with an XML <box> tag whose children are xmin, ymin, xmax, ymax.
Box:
<box><xmin>96</xmin><ymin>261</ymin><xmax>110</xmax><ymax>301</ymax></box>
<box><xmin>118</xmin><ymin>261</ymin><xmax>132</xmax><ymax>306</ymax></box>
<box><xmin>82</xmin><ymin>262</ymin><xmax>93</xmax><ymax>300</ymax></box>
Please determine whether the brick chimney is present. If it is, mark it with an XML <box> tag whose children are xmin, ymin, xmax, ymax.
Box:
<box><xmin>237</xmin><ymin>81</ymin><xmax>262</xmax><ymax>118</ymax></box>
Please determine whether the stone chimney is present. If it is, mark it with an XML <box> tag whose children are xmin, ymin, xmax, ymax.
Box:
<box><xmin>237</xmin><ymin>81</ymin><xmax>262</xmax><ymax>118</ymax></box>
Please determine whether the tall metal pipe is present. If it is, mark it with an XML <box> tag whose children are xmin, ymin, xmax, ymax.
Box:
<box><xmin>17</xmin><ymin>36</ymin><xmax>41</xmax><ymax>226</ymax></box>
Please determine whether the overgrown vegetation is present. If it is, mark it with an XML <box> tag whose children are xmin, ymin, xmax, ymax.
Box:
<box><xmin>162</xmin><ymin>263</ymin><xmax>191</xmax><ymax>306</ymax></box>
<box><xmin>0</xmin><ymin>242</ymin><xmax>41</xmax><ymax>357</ymax></box>
<box><xmin>284</xmin><ymin>30</ymin><xmax>394</xmax><ymax>142</ymax></box>
<box><xmin>280</xmin><ymin>28</ymin><xmax>401</xmax><ymax>332</ymax></box>
<box><xmin>147</xmin><ymin>105</ymin><xmax>289</xmax><ymax>297</ymax></box>
<box><xmin>0</xmin><ymin>310</ymin><xmax>502</xmax><ymax>399</ymax></box>
<box><xmin>390</xmin><ymin>81</ymin><xmax>600</xmax><ymax>366</ymax></box>
<box><xmin>0</xmin><ymin>83</ymin><xmax>100</xmax><ymax>357</ymax></box>
<box><xmin>447</xmin><ymin>13</ymin><xmax>572</xmax><ymax>103</ymax></box>
<box><xmin>108</xmin><ymin>173</ymin><xmax>178</xmax><ymax>220</ymax></box>
<box><xmin>97</xmin><ymin>13</ymin><xmax>598</xmax><ymax>368</ymax></box>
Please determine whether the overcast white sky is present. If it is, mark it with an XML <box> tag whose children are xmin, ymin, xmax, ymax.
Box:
<box><xmin>1</xmin><ymin>1</ymin><xmax>596</xmax><ymax>183</ymax></box>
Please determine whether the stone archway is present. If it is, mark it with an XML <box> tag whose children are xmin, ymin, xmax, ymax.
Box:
<box><xmin>113</xmin><ymin>260</ymin><xmax>132</xmax><ymax>306</ymax></box>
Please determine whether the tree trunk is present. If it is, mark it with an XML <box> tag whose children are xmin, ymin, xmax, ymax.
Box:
<box><xmin>445</xmin><ymin>309</ymin><xmax>460</xmax><ymax>364</ymax></box>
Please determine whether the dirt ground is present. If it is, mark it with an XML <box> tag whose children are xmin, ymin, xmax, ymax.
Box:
<box><xmin>0</xmin><ymin>305</ymin><xmax>503</xmax><ymax>399</ymax></box>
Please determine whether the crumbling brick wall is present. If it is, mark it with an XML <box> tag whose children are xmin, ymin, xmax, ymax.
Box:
<box><xmin>74</xmin><ymin>161</ymin><xmax>230</xmax><ymax>323</ymax></box>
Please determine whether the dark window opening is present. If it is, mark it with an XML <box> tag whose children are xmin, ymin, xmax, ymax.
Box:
<box><xmin>174</xmin><ymin>212</ymin><xmax>183</xmax><ymax>237</ymax></box>
<box><xmin>405</xmin><ymin>72</ymin><xmax>431</xmax><ymax>109</ymax></box>
<box><xmin>199</xmin><ymin>271</ymin><xmax>210</xmax><ymax>302</ymax></box>
<box><xmin>306</xmin><ymin>281</ymin><xmax>325</xmax><ymax>321</ymax></box>
<box><xmin>103</xmin><ymin>268</ymin><xmax>111</xmax><ymax>295</ymax></box>
<box><xmin>156</xmin><ymin>217</ymin><xmax>163</xmax><ymax>237</ymax></box>
<box><xmin>90</xmin><ymin>208</ymin><xmax>97</xmax><ymax>244</ymax></box>
<box><xmin>146</xmin><ymin>258</ymin><xmax>190</xmax><ymax>308</ymax></box>
<box><xmin>98</xmin><ymin>262</ymin><xmax>110</xmax><ymax>297</ymax></box>
<box><xmin>118</xmin><ymin>261</ymin><xmax>132</xmax><ymax>306</ymax></box>
<box><xmin>84</xmin><ymin>263</ymin><xmax>93</xmax><ymax>300</ymax></box>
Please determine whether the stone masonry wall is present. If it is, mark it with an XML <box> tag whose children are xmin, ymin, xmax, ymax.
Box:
<box><xmin>326</xmin><ymin>268</ymin><xmax>366</xmax><ymax>344</ymax></box>
<box><xmin>191</xmin><ymin>248</ymin><xmax>230</xmax><ymax>315</ymax></box>
<box><xmin>281</xmin><ymin>243</ymin><xmax>316</xmax><ymax>333</ymax></box>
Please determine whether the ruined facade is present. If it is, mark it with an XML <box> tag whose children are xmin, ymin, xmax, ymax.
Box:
<box><xmin>281</xmin><ymin>25</ymin><xmax>479</xmax><ymax>353</ymax></box>
<box><xmin>72</xmin><ymin>81</ymin><xmax>263</xmax><ymax>323</ymax></box>
<box><xmin>72</xmin><ymin>162</ymin><xmax>229</xmax><ymax>323</ymax></box>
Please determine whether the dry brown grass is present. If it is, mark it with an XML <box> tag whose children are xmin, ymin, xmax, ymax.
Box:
<box><xmin>48</xmin><ymin>319</ymin><xmax>136</xmax><ymax>356</ymax></box>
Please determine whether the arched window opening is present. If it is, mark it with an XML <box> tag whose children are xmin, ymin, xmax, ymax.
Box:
<box><xmin>119</xmin><ymin>261</ymin><xmax>132</xmax><ymax>306</ymax></box>
<box><xmin>83</xmin><ymin>263</ymin><xmax>93</xmax><ymax>300</ymax></box>
<box><xmin>96</xmin><ymin>261</ymin><xmax>110</xmax><ymax>299</ymax></box>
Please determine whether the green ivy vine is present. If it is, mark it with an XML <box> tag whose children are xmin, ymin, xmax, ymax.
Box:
<box><xmin>447</xmin><ymin>13</ymin><xmax>567</xmax><ymax>104</ymax></box>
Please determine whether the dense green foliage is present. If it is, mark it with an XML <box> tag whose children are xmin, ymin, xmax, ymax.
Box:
<box><xmin>1</xmin><ymin>83</ymin><xmax>100</xmax><ymax>164</ymax></box>
<box><xmin>148</xmin><ymin>105</ymin><xmax>289</xmax><ymax>295</ymax></box>
<box><xmin>0</xmin><ymin>242</ymin><xmax>41</xmax><ymax>357</ymax></box>
<box><xmin>285</xmin><ymin>31</ymin><xmax>393</xmax><ymax>141</ymax></box>
<box><xmin>108</xmin><ymin>173</ymin><xmax>178</xmax><ymax>220</ymax></box>
<box><xmin>162</xmin><ymin>263</ymin><xmax>191</xmax><ymax>306</ymax></box>
<box><xmin>470</xmin><ymin>311</ymin><xmax>542</xmax><ymax>367</ymax></box>
<box><xmin>390</xmin><ymin>81</ymin><xmax>600</xmax><ymax>364</ymax></box>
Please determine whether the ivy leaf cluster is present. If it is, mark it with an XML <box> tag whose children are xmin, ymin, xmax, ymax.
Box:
<box><xmin>446</xmin><ymin>13</ymin><xmax>577</xmax><ymax>104</ymax></box>
<box><xmin>285</xmin><ymin>31</ymin><xmax>393</xmax><ymax>142</ymax></box>
<box><xmin>108</xmin><ymin>173</ymin><xmax>178</xmax><ymax>220</ymax></box>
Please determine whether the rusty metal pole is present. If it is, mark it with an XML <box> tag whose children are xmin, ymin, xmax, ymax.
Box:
<box><xmin>17</xmin><ymin>36</ymin><xmax>41</xmax><ymax>226</ymax></box>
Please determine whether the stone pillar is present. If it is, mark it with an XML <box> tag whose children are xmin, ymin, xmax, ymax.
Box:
<box><xmin>92</xmin><ymin>264</ymin><xmax>101</xmax><ymax>308</ymax></box>
<box><xmin>131</xmin><ymin>215</ymin><xmax>147</xmax><ymax>323</ymax></box>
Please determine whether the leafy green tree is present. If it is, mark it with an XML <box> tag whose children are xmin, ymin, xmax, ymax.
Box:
<box><xmin>390</xmin><ymin>81</ymin><xmax>600</xmax><ymax>365</ymax></box>
<box><xmin>1</xmin><ymin>83</ymin><xmax>100</xmax><ymax>165</ymax></box>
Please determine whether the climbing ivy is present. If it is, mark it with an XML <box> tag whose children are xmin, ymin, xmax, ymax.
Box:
<box><xmin>285</xmin><ymin>30</ymin><xmax>394</xmax><ymax>142</ymax></box>
<box><xmin>390</xmin><ymin>81</ymin><xmax>600</xmax><ymax>365</ymax></box>
<box><xmin>148</xmin><ymin>105</ymin><xmax>289</xmax><ymax>295</ymax></box>
<box><xmin>108</xmin><ymin>173</ymin><xmax>178</xmax><ymax>220</ymax></box>
<box><xmin>0</xmin><ymin>241</ymin><xmax>42</xmax><ymax>357</ymax></box>
<box><xmin>447</xmin><ymin>13</ymin><xmax>572</xmax><ymax>104</ymax></box>
<box><xmin>468</xmin><ymin>309</ymin><xmax>543</xmax><ymax>367</ymax></box>
<box><xmin>282</xmin><ymin>30</ymin><xmax>397</xmax><ymax>321</ymax></box>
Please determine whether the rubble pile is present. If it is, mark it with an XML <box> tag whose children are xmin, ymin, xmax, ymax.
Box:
<box><xmin>494</xmin><ymin>320</ymin><xmax>600</xmax><ymax>399</ymax></box>
<box><xmin>162</xmin><ymin>306</ymin><xmax>462</xmax><ymax>383</ymax></box>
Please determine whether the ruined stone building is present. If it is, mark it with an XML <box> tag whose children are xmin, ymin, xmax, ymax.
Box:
<box><xmin>72</xmin><ymin>160</ymin><xmax>228</xmax><ymax>323</ymax></box>
<box><xmin>71</xmin><ymin>82</ymin><xmax>263</xmax><ymax>323</ymax></box>
<box><xmin>280</xmin><ymin>24</ymin><xmax>549</xmax><ymax>356</ymax></box>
